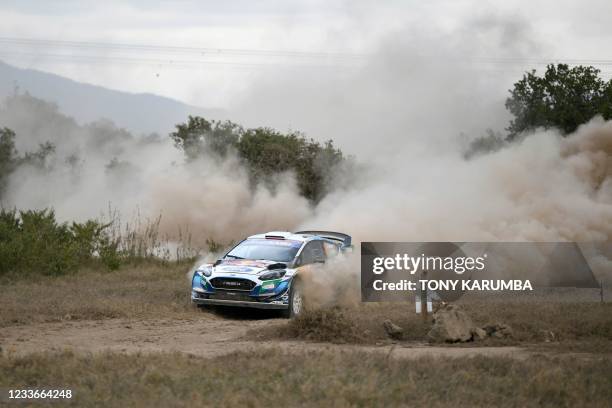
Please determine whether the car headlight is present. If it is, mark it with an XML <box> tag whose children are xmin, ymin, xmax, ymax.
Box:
<box><xmin>259</xmin><ymin>270</ymin><xmax>286</xmax><ymax>280</ymax></box>
<box><xmin>196</xmin><ymin>266</ymin><xmax>213</xmax><ymax>277</ymax></box>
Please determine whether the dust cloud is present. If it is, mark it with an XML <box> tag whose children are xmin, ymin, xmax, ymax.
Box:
<box><xmin>1</xmin><ymin>12</ymin><xmax>611</xmax><ymax>293</ymax></box>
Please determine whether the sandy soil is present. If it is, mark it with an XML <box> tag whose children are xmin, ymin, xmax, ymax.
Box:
<box><xmin>0</xmin><ymin>312</ymin><xmax>529</xmax><ymax>360</ymax></box>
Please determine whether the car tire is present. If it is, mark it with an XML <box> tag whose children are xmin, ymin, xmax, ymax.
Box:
<box><xmin>282</xmin><ymin>280</ymin><xmax>305</xmax><ymax>318</ymax></box>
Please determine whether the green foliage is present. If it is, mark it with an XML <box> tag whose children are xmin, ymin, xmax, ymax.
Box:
<box><xmin>0</xmin><ymin>208</ymin><xmax>120</xmax><ymax>277</ymax></box>
<box><xmin>105</xmin><ymin>157</ymin><xmax>135</xmax><ymax>175</ymax></box>
<box><xmin>0</xmin><ymin>127</ymin><xmax>59</xmax><ymax>199</ymax></box>
<box><xmin>170</xmin><ymin>116</ymin><xmax>241</xmax><ymax>159</ymax></box>
<box><xmin>170</xmin><ymin>116</ymin><xmax>345</xmax><ymax>201</ymax></box>
<box><xmin>463</xmin><ymin>129</ymin><xmax>507</xmax><ymax>159</ymax></box>
<box><xmin>506</xmin><ymin>63</ymin><xmax>612</xmax><ymax>139</ymax></box>
<box><xmin>21</xmin><ymin>141</ymin><xmax>56</xmax><ymax>169</ymax></box>
<box><xmin>0</xmin><ymin>128</ymin><xmax>19</xmax><ymax>198</ymax></box>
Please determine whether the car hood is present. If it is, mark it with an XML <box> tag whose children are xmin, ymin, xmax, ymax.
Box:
<box><xmin>212</xmin><ymin>259</ymin><xmax>282</xmax><ymax>275</ymax></box>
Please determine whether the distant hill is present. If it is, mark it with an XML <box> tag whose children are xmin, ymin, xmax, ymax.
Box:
<box><xmin>0</xmin><ymin>60</ymin><xmax>224</xmax><ymax>135</ymax></box>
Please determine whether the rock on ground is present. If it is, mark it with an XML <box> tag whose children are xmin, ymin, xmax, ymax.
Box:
<box><xmin>383</xmin><ymin>319</ymin><xmax>404</xmax><ymax>340</ymax></box>
<box><xmin>471</xmin><ymin>327</ymin><xmax>487</xmax><ymax>341</ymax></box>
<box><xmin>484</xmin><ymin>323</ymin><xmax>514</xmax><ymax>339</ymax></box>
<box><xmin>427</xmin><ymin>304</ymin><xmax>478</xmax><ymax>343</ymax></box>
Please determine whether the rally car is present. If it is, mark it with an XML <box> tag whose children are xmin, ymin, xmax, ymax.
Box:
<box><xmin>190</xmin><ymin>230</ymin><xmax>352</xmax><ymax>317</ymax></box>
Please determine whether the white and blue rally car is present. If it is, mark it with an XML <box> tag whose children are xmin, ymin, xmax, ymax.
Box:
<box><xmin>191</xmin><ymin>230</ymin><xmax>352</xmax><ymax>318</ymax></box>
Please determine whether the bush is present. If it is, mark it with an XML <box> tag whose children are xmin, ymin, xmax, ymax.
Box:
<box><xmin>0</xmin><ymin>208</ymin><xmax>120</xmax><ymax>277</ymax></box>
<box><xmin>170</xmin><ymin>116</ymin><xmax>345</xmax><ymax>202</ymax></box>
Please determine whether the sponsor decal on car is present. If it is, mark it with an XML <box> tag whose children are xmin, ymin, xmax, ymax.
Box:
<box><xmin>218</xmin><ymin>266</ymin><xmax>256</xmax><ymax>273</ymax></box>
<box><xmin>221</xmin><ymin>259</ymin><xmax>273</xmax><ymax>268</ymax></box>
<box><xmin>258</xmin><ymin>279</ymin><xmax>283</xmax><ymax>293</ymax></box>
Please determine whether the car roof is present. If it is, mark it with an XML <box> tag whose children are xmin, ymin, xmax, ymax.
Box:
<box><xmin>247</xmin><ymin>231</ymin><xmax>319</xmax><ymax>243</ymax></box>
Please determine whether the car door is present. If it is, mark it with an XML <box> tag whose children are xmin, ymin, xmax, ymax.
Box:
<box><xmin>296</xmin><ymin>240</ymin><xmax>325</xmax><ymax>272</ymax></box>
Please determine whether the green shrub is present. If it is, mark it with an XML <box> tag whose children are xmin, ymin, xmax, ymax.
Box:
<box><xmin>0</xmin><ymin>208</ymin><xmax>120</xmax><ymax>277</ymax></box>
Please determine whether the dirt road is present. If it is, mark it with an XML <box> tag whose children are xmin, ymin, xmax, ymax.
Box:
<box><xmin>0</xmin><ymin>312</ymin><xmax>528</xmax><ymax>360</ymax></box>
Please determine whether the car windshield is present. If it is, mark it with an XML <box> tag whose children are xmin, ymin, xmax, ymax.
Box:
<box><xmin>225</xmin><ymin>239</ymin><xmax>302</xmax><ymax>262</ymax></box>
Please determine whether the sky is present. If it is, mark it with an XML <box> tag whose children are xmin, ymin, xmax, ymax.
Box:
<box><xmin>0</xmin><ymin>0</ymin><xmax>611</xmax><ymax>111</ymax></box>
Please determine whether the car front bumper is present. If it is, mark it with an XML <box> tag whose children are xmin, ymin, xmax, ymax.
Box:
<box><xmin>191</xmin><ymin>288</ymin><xmax>289</xmax><ymax>310</ymax></box>
<box><xmin>192</xmin><ymin>297</ymin><xmax>288</xmax><ymax>309</ymax></box>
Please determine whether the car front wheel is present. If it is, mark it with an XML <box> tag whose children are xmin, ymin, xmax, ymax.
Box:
<box><xmin>283</xmin><ymin>280</ymin><xmax>304</xmax><ymax>318</ymax></box>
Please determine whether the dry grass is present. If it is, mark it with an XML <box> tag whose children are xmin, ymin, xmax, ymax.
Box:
<box><xmin>0</xmin><ymin>262</ymin><xmax>198</xmax><ymax>327</ymax></box>
<box><xmin>1</xmin><ymin>265</ymin><xmax>611</xmax><ymax>406</ymax></box>
<box><xmin>251</xmin><ymin>303</ymin><xmax>430</xmax><ymax>344</ymax></box>
<box><xmin>461</xmin><ymin>301</ymin><xmax>612</xmax><ymax>344</ymax></box>
<box><xmin>0</xmin><ymin>349</ymin><xmax>610</xmax><ymax>407</ymax></box>
<box><xmin>3</xmin><ymin>262</ymin><xmax>611</xmax><ymax>354</ymax></box>
<box><xmin>253</xmin><ymin>301</ymin><xmax>612</xmax><ymax>350</ymax></box>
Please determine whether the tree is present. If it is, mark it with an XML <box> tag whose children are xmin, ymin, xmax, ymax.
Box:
<box><xmin>0</xmin><ymin>126</ymin><xmax>58</xmax><ymax>200</ymax></box>
<box><xmin>506</xmin><ymin>64</ymin><xmax>612</xmax><ymax>139</ymax></box>
<box><xmin>237</xmin><ymin>128</ymin><xmax>344</xmax><ymax>202</ymax></box>
<box><xmin>169</xmin><ymin>116</ymin><xmax>241</xmax><ymax>160</ymax></box>
<box><xmin>170</xmin><ymin>117</ymin><xmax>345</xmax><ymax>202</ymax></box>
<box><xmin>21</xmin><ymin>141</ymin><xmax>56</xmax><ymax>169</ymax></box>
<box><xmin>0</xmin><ymin>128</ymin><xmax>18</xmax><ymax>199</ymax></box>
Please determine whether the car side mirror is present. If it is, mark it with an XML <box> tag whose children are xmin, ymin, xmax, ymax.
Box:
<box><xmin>294</xmin><ymin>257</ymin><xmax>302</xmax><ymax>267</ymax></box>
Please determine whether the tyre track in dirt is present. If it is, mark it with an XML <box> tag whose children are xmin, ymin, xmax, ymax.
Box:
<box><xmin>0</xmin><ymin>314</ymin><xmax>529</xmax><ymax>360</ymax></box>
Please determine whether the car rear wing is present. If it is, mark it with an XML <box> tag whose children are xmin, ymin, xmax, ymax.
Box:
<box><xmin>295</xmin><ymin>231</ymin><xmax>353</xmax><ymax>250</ymax></box>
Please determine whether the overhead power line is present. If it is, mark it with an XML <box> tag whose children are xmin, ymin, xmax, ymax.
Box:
<box><xmin>2</xmin><ymin>37</ymin><xmax>612</xmax><ymax>64</ymax></box>
<box><xmin>0</xmin><ymin>50</ymin><xmax>355</xmax><ymax>68</ymax></box>
<box><xmin>1</xmin><ymin>36</ymin><xmax>611</xmax><ymax>77</ymax></box>
<box><xmin>0</xmin><ymin>37</ymin><xmax>368</xmax><ymax>60</ymax></box>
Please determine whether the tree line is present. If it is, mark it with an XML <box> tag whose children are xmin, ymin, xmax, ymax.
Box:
<box><xmin>169</xmin><ymin>116</ymin><xmax>346</xmax><ymax>202</ymax></box>
<box><xmin>465</xmin><ymin>63</ymin><xmax>612</xmax><ymax>157</ymax></box>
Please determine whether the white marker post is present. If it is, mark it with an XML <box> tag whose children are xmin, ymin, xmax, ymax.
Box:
<box><xmin>416</xmin><ymin>272</ymin><xmax>433</xmax><ymax>319</ymax></box>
